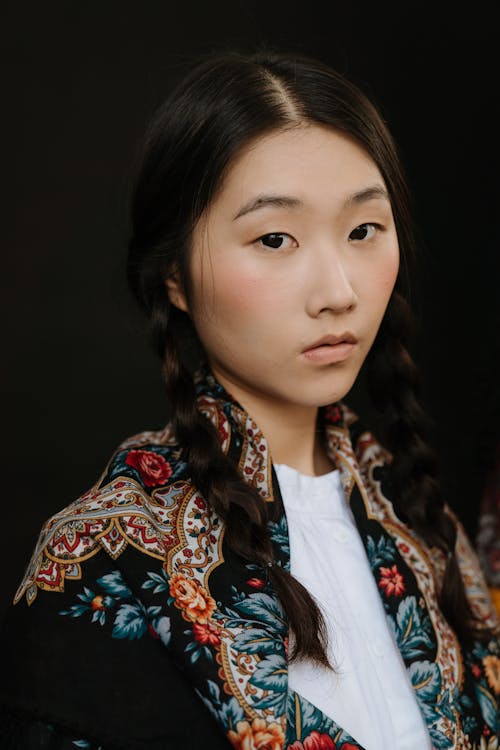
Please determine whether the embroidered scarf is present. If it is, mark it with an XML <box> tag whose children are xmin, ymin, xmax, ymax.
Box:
<box><xmin>11</xmin><ymin>364</ymin><xmax>500</xmax><ymax>749</ymax></box>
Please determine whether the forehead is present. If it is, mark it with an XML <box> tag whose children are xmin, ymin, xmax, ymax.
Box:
<box><xmin>213</xmin><ymin>124</ymin><xmax>384</xmax><ymax>214</ymax></box>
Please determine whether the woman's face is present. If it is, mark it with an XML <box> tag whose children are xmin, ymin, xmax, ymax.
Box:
<box><xmin>167</xmin><ymin>124</ymin><xmax>400</xmax><ymax>409</ymax></box>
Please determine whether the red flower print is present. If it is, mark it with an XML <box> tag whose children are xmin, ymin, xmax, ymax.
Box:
<box><xmin>324</xmin><ymin>404</ymin><xmax>343</xmax><ymax>426</ymax></box>
<box><xmin>193</xmin><ymin>621</ymin><xmax>220</xmax><ymax>647</ymax></box>
<box><xmin>399</xmin><ymin>543</ymin><xmax>410</xmax><ymax>554</ymax></box>
<box><xmin>378</xmin><ymin>565</ymin><xmax>406</xmax><ymax>597</ymax></box>
<box><xmin>288</xmin><ymin>731</ymin><xmax>338</xmax><ymax>749</ymax></box>
<box><xmin>147</xmin><ymin>623</ymin><xmax>160</xmax><ymax>639</ymax></box>
<box><xmin>247</xmin><ymin>578</ymin><xmax>265</xmax><ymax>589</ymax></box>
<box><xmin>471</xmin><ymin>663</ymin><xmax>482</xmax><ymax>679</ymax></box>
<box><xmin>125</xmin><ymin>449</ymin><xmax>173</xmax><ymax>487</ymax></box>
<box><xmin>194</xmin><ymin>497</ymin><xmax>206</xmax><ymax>510</ymax></box>
<box><xmin>283</xmin><ymin>636</ymin><xmax>289</xmax><ymax>660</ymax></box>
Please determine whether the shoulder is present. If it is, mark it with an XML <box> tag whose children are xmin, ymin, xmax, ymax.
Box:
<box><xmin>98</xmin><ymin>420</ymin><xmax>185</xmax><ymax>486</ymax></box>
<box><xmin>14</xmin><ymin>421</ymin><xmax>195</xmax><ymax>606</ymax></box>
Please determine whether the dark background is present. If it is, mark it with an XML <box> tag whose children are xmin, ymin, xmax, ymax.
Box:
<box><xmin>2</xmin><ymin>1</ymin><xmax>499</xmax><ymax>618</ymax></box>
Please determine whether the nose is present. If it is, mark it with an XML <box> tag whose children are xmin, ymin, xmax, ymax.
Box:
<box><xmin>305</xmin><ymin>246</ymin><xmax>357</xmax><ymax>317</ymax></box>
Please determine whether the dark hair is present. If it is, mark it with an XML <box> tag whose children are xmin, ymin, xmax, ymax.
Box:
<box><xmin>126</xmin><ymin>46</ymin><xmax>490</xmax><ymax>668</ymax></box>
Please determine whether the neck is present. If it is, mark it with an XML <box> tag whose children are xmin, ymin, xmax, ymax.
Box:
<box><xmin>209</xmin><ymin>366</ymin><xmax>335</xmax><ymax>477</ymax></box>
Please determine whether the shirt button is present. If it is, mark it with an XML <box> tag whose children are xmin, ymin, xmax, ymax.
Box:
<box><xmin>372</xmin><ymin>638</ymin><xmax>386</xmax><ymax>657</ymax></box>
<box><xmin>333</xmin><ymin>528</ymin><xmax>349</xmax><ymax>543</ymax></box>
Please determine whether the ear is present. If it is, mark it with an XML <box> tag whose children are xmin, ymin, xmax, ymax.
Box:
<box><xmin>165</xmin><ymin>272</ymin><xmax>190</xmax><ymax>314</ymax></box>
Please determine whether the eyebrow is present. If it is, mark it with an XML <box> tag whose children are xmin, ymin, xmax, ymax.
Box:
<box><xmin>232</xmin><ymin>184</ymin><xmax>390</xmax><ymax>221</ymax></box>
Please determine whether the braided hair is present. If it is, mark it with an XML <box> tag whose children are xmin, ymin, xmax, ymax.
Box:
<box><xmin>126</xmin><ymin>47</ymin><xmax>491</xmax><ymax>668</ymax></box>
<box><xmin>365</xmin><ymin>286</ymin><xmax>491</xmax><ymax>647</ymax></box>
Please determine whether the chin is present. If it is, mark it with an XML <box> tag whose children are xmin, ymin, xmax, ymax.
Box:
<box><xmin>300</xmin><ymin>370</ymin><xmax>358</xmax><ymax>408</ymax></box>
<box><xmin>292</xmin><ymin>382</ymin><xmax>355</xmax><ymax>409</ymax></box>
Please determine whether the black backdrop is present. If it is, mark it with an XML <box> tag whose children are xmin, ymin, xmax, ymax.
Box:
<box><xmin>2</xmin><ymin>1</ymin><xmax>499</xmax><ymax>619</ymax></box>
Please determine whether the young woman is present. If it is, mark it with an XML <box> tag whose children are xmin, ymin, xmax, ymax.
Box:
<box><xmin>1</xmin><ymin>48</ymin><xmax>499</xmax><ymax>750</ymax></box>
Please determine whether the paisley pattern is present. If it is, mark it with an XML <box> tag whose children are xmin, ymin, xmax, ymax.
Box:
<box><xmin>8</xmin><ymin>363</ymin><xmax>500</xmax><ymax>749</ymax></box>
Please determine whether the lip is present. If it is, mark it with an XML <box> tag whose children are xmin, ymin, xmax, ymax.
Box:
<box><xmin>301</xmin><ymin>332</ymin><xmax>358</xmax><ymax>365</ymax></box>
<box><xmin>302</xmin><ymin>332</ymin><xmax>358</xmax><ymax>352</ymax></box>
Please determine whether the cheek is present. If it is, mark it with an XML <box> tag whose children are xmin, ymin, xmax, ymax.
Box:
<box><xmin>369</xmin><ymin>246</ymin><xmax>400</xmax><ymax>299</ymax></box>
<box><xmin>199</xmin><ymin>262</ymin><xmax>285</xmax><ymax>322</ymax></box>
<box><xmin>353</xmin><ymin>248</ymin><xmax>399</xmax><ymax>330</ymax></box>
<box><xmin>377</xmin><ymin>258</ymin><xmax>399</xmax><ymax>294</ymax></box>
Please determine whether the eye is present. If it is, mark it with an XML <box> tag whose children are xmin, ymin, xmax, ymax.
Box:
<box><xmin>349</xmin><ymin>223</ymin><xmax>381</xmax><ymax>241</ymax></box>
<box><xmin>255</xmin><ymin>232</ymin><xmax>296</xmax><ymax>250</ymax></box>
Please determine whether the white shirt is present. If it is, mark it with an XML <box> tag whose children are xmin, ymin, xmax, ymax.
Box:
<box><xmin>274</xmin><ymin>462</ymin><xmax>432</xmax><ymax>750</ymax></box>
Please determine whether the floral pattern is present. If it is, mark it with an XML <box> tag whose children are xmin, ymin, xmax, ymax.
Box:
<box><xmin>484</xmin><ymin>655</ymin><xmax>500</xmax><ymax>694</ymax></box>
<box><xmin>377</xmin><ymin>563</ymin><xmax>406</xmax><ymax>597</ymax></box>
<box><xmin>59</xmin><ymin>569</ymin><xmax>171</xmax><ymax>646</ymax></box>
<box><xmin>7</xmin><ymin>363</ymin><xmax>500</xmax><ymax>748</ymax></box>
<box><xmin>124</xmin><ymin>448</ymin><xmax>173</xmax><ymax>487</ymax></box>
<box><xmin>289</xmin><ymin>731</ymin><xmax>358</xmax><ymax>749</ymax></box>
<box><xmin>228</xmin><ymin>717</ymin><xmax>285</xmax><ymax>749</ymax></box>
<box><xmin>168</xmin><ymin>571</ymin><xmax>217</xmax><ymax>623</ymax></box>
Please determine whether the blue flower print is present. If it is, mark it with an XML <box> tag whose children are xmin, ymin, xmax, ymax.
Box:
<box><xmin>59</xmin><ymin>569</ymin><xmax>171</xmax><ymax>646</ymax></box>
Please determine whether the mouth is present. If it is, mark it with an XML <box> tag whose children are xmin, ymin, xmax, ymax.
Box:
<box><xmin>301</xmin><ymin>333</ymin><xmax>358</xmax><ymax>364</ymax></box>
<box><xmin>302</xmin><ymin>332</ymin><xmax>358</xmax><ymax>352</ymax></box>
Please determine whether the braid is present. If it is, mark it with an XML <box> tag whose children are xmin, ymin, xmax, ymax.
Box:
<box><xmin>366</xmin><ymin>288</ymin><xmax>491</xmax><ymax>644</ymax></box>
<box><xmin>149</xmin><ymin>293</ymin><xmax>332</xmax><ymax>667</ymax></box>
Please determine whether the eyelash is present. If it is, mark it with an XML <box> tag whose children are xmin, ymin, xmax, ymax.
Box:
<box><xmin>255</xmin><ymin>223</ymin><xmax>384</xmax><ymax>250</ymax></box>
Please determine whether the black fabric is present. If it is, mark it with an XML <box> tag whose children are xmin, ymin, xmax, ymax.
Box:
<box><xmin>0</xmin><ymin>549</ymin><xmax>232</xmax><ymax>749</ymax></box>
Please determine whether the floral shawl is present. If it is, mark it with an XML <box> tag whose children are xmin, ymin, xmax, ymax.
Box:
<box><xmin>1</xmin><ymin>364</ymin><xmax>499</xmax><ymax>750</ymax></box>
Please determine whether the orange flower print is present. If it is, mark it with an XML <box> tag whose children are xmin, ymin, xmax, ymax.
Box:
<box><xmin>193</xmin><ymin>621</ymin><xmax>220</xmax><ymax>647</ymax></box>
<box><xmin>378</xmin><ymin>565</ymin><xmax>406</xmax><ymax>597</ymax></box>
<box><xmin>168</xmin><ymin>572</ymin><xmax>216</xmax><ymax>624</ymax></box>
<box><xmin>483</xmin><ymin>654</ymin><xmax>500</xmax><ymax>695</ymax></box>
<box><xmin>90</xmin><ymin>595</ymin><xmax>105</xmax><ymax>611</ymax></box>
<box><xmin>227</xmin><ymin>717</ymin><xmax>284</xmax><ymax>750</ymax></box>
